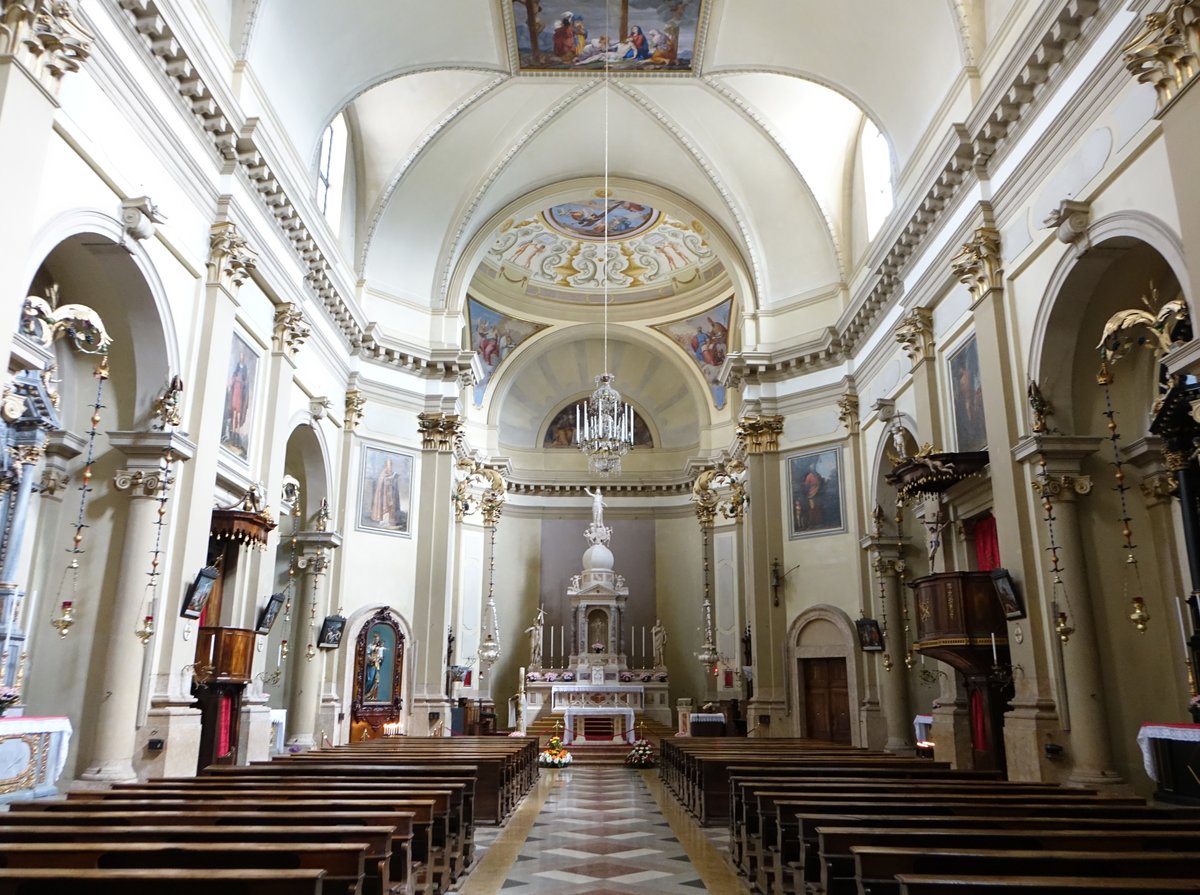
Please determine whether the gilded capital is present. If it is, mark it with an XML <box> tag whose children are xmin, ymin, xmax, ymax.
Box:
<box><xmin>0</xmin><ymin>0</ymin><xmax>92</xmax><ymax>92</ymax></box>
<box><xmin>39</xmin><ymin>466</ymin><xmax>69</xmax><ymax>497</ymax></box>
<box><xmin>344</xmin><ymin>390</ymin><xmax>366</xmax><ymax>432</ymax></box>
<box><xmin>453</xmin><ymin>457</ymin><xmax>507</xmax><ymax>525</ymax></box>
<box><xmin>736</xmin><ymin>414</ymin><xmax>784</xmax><ymax>454</ymax></box>
<box><xmin>1124</xmin><ymin>2</ymin><xmax>1200</xmax><ymax>113</ymax></box>
<box><xmin>418</xmin><ymin>412</ymin><xmax>462</xmax><ymax>452</ymax></box>
<box><xmin>836</xmin><ymin>393</ymin><xmax>860</xmax><ymax>435</ymax></box>
<box><xmin>1031</xmin><ymin>474</ymin><xmax>1092</xmax><ymax>500</ymax></box>
<box><xmin>207</xmin><ymin>221</ymin><xmax>257</xmax><ymax>291</ymax></box>
<box><xmin>273</xmin><ymin>303</ymin><xmax>310</xmax><ymax>357</ymax></box>
<box><xmin>951</xmin><ymin>226</ymin><xmax>1003</xmax><ymax>303</ymax></box>
<box><xmin>692</xmin><ymin>458</ymin><xmax>747</xmax><ymax>527</ymax></box>
<box><xmin>894</xmin><ymin>307</ymin><xmax>935</xmax><ymax>366</ymax></box>
<box><xmin>1140</xmin><ymin>470</ymin><xmax>1179</xmax><ymax>503</ymax></box>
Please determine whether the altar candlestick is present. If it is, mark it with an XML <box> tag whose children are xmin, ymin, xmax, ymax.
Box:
<box><xmin>991</xmin><ymin>633</ymin><xmax>997</xmax><ymax>663</ymax></box>
<box><xmin>1175</xmin><ymin>595</ymin><xmax>1190</xmax><ymax>657</ymax></box>
<box><xmin>550</xmin><ymin>627</ymin><xmax>555</xmax><ymax>665</ymax></box>
<box><xmin>560</xmin><ymin>625</ymin><xmax>564</xmax><ymax>665</ymax></box>
<box><xmin>642</xmin><ymin>626</ymin><xmax>646</xmax><ymax>665</ymax></box>
<box><xmin>2</xmin><ymin>590</ymin><xmax>15</xmax><ymax>669</ymax></box>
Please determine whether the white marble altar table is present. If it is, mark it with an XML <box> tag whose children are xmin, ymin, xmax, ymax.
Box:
<box><xmin>551</xmin><ymin>683</ymin><xmax>644</xmax><ymax>711</ymax></box>
<box><xmin>562</xmin><ymin>706</ymin><xmax>636</xmax><ymax>745</ymax></box>
<box><xmin>0</xmin><ymin>715</ymin><xmax>72</xmax><ymax>802</ymax></box>
<box><xmin>1137</xmin><ymin>722</ymin><xmax>1200</xmax><ymax>781</ymax></box>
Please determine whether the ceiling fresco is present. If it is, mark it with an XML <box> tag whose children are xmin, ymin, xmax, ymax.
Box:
<box><xmin>651</xmin><ymin>296</ymin><xmax>732</xmax><ymax>408</ymax></box>
<box><xmin>483</xmin><ymin>199</ymin><xmax>720</xmax><ymax>302</ymax></box>
<box><xmin>510</xmin><ymin>0</ymin><xmax>704</xmax><ymax>73</ymax></box>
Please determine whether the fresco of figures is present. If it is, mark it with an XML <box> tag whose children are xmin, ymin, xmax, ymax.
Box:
<box><xmin>543</xmin><ymin>402</ymin><xmax>654</xmax><ymax>448</ymax></box>
<box><xmin>651</xmin><ymin>297</ymin><xmax>732</xmax><ymax>408</ymax></box>
<box><xmin>486</xmin><ymin>200</ymin><xmax>716</xmax><ymax>300</ymax></box>
<box><xmin>511</xmin><ymin>0</ymin><xmax>703</xmax><ymax>73</ymax></box>
<box><xmin>467</xmin><ymin>298</ymin><xmax>547</xmax><ymax>406</ymax></box>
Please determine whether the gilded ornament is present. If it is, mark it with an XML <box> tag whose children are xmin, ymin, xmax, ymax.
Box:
<box><xmin>417</xmin><ymin>412</ymin><xmax>462</xmax><ymax>452</ymax></box>
<box><xmin>344</xmin><ymin>390</ymin><xmax>366</xmax><ymax>431</ymax></box>
<box><xmin>951</xmin><ymin>227</ymin><xmax>1003</xmax><ymax>302</ymax></box>
<box><xmin>836</xmin><ymin>393</ymin><xmax>860</xmax><ymax>434</ymax></box>
<box><xmin>207</xmin><ymin>221</ymin><xmax>257</xmax><ymax>290</ymax></box>
<box><xmin>735</xmin><ymin>414</ymin><xmax>784</xmax><ymax>455</ymax></box>
<box><xmin>894</xmin><ymin>307</ymin><xmax>935</xmax><ymax>366</ymax></box>
<box><xmin>273</xmin><ymin>303</ymin><xmax>310</xmax><ymax>356</ymax></box>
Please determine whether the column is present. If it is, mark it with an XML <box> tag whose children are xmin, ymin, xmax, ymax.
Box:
<box><xmin>1014</xmin><ymin>435</ymin><xmax>1123</xmax><ymax>787</ymax></box>
<box><xmin>79</xmin><ymin>430</ymin><xmax>195</xmax><ymax>782</ymax></box>
<box><xmin>738</xmin><ymin>414</ymin><xmax>787</xmax><ymax>734</ymax></box>
<box><xmin>285</xmin><ymin>530</ymin><xmax>340</xmax><ymax>749</ymax></box>
<box><xmin>953</xmin><ymin>220</ymin><xmax>1060</xmax><ymax>781</ymax></box>
<box><xmin>411</xmin><ymin>412</ymin><xmax>461</xmax><ymax>736</ymax></box>
<box><xmin>0</xmin><ymin>4</ymin><xmax>91</xmax><ymax>358</ymax></box>
<box><xmin>864</xmin><ymin>540</ymin><xmax>915</xmax><ymax>754</ymax></box>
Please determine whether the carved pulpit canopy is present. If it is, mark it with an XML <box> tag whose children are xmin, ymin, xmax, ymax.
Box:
<box><xmin>885</xmin><ymin>445</ymin><xmax>989</xmax><ymax>505</ymax></box>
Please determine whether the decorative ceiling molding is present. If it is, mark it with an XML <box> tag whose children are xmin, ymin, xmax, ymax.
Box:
<box><xmin>359</xmin><ymin>71</ymin><xmax>509</xmax><ymax>270</ymax></box>
<box><xmin>433</xmin><ymin>78</ymin><xmax>601</xmax><ymax>309</ymax></box>
<box><xmin>700</xmin><ymin>74</ymin><xmax>847</xmax><ymax>284</ymax></box>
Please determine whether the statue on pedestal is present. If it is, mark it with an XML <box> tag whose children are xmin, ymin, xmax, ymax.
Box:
<box><xmin>525</xmin><ymin>606</ymin><xmax>545</xmax><ymax>668</ymax></box>
<box><xmin>584</xmin><ymin>486</ymin><xmax>611</xmax><ymax>546</ymax></box>
<box><xmin>652</xmin><ymin>618</ymin><xmax>667</xmax><ymax>668</ymax></box>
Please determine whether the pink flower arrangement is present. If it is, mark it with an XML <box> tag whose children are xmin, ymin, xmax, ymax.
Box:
<box><xmin>619</xmin><ymin>672</ymin><xmax>633</xmax><ymax>682</ymax></box>
<box><xmin>560</xmin><ymin>671</ymin><xmax>575</xmax><ymax>681</ymax></box>
<box><xmin>543</xmin><ymin>672</ymin><xmax>558</xmax><ymax>683</ymax></box>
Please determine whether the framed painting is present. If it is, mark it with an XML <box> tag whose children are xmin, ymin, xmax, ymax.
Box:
<box><xmin>949</xmin><ymin>335</ymin><xmax>987</xmax><ymax>452</ymax></box>
<box><xmin>357</xmin><ymin>444</ymin><xmax>414</xmax><ymax>537</ymax></box>
<box><xmin>856</xmin><ymin>618</ymin><xmax>884</xmax><ymax>651</ymax></box>
<box><xmin>353</xmin><ymin>608</ymin><xmax>405</xmax><ymax>721</ymax></box>
<box><xmin>991</xmin><ymin>568</ymin><xmax>1025</xmax><ymax>620</ymax></box>
<box><xmin>220</xmin><ymin>332</ymin><xmax>259</xmax><ymax>460</ymax></box>
<box><xmin>510</xmin><ymin>0</ymin><xmax>704</xmax><ymax>73</ymax></box>
<box><xmin>318</xmin><ymin>614</ymin><xmax>347</xmax><ymax>649</ymax></box>
<box><xmin>787</xmin><ymin>447</ymin><xmax>846</xmax><ymax>538</ymax></box>
<box><xmin>255</xmin><ymin>592</ymin><xmax>285</xmax><ymax>635</ymax></box>
<box><xmin>180</xmin><ymin>565</ymin><xmax>220</xmax><ymax>619</ymax></box>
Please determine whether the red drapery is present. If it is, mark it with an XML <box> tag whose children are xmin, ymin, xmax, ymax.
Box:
<box><xmin>974</xmin><ymin>514</ymin><xmax>1000</xmax><ymax>571</ymax></box>
<box><xmin>970</xmin><ymin>689</ymin><xmax>989</xmax><ymax>753</ymax></box>
<box><xmin>217</xmin><ymin>692</ymin><xmax>233</xmax><ymax>757</ymax></box>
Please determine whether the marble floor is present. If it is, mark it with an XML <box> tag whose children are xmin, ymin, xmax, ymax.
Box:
<box><xmin>454</xmin><ymin>766</ymin><xmax>746</xmax><ymax>894</ymax></box>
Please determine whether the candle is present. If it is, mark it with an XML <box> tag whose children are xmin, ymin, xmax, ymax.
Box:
<box><xmin>1175</xmin><ymin>596</ymin><xmax>1190</xmax><ymax>657</ymax></box>
<box><xmin>549</xmin><ymin>627</ymin><xmax>555</xmax><ymax>664</ymax></box>
<box><xmin>2</xmin><ymin>589</ymin><xmax>15</xmax><ymax>665</ymax></box>
<box><xmin>642</xmin><ymin>626</ymin><xmax>646</xmax><ymax>663</ymax></box>
<box><xmin>560</xmin><ymin>626</ymin><xmax>564</xmax><ymax>665</ymax></box>
<box><xmin>991</xmin><ymin>633</ymin><xmax>997</xmax><ymax>663</ymax></box>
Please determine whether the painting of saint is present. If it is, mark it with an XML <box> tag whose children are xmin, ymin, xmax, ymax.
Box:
<box><xmin>651</xmin><ymin>297</ymin><xmax>732</xmax><ymax>408</ymax></box>
<box><xmin>949</xmin><ymin>336</ymin><xmax>986</xmax><ymax>452</ymax></box>
<box><xmin>220</xmin><ymin>333</ymin><xmax>258</xmax><ymax>459</ymax></box>
<box><xmin>361</xmin><ymin>623</ymin><xmax>396</xmax><ymax>703</ymax></box>
<box><xmin>358</xmin><ymin>445</ymin><xmax>413</xmax><ymax>536</ymax></box>
<box><xmin>543</xmin><ymin>403</ymin><xmax>653</xmax><ymax>448</ymax></box>
<box><xmin>467</xmin><ymin>298</ymin><xmax>546</xmax><ymax>406</ymax></box>
<box><xmin>511</xmin><ymin>0</ymin><xmax>703</xmax><ymax>73</ymax></box>
<box><xmin>788</xmin><ymin>447</ymin><xmax>846</xmax><ymax>538</ymax></box>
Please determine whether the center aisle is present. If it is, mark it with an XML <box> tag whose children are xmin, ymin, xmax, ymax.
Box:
<box><xmin>455</xmin><ymin>765</ymin><xmax>745</xmax><ymax>894</ymax></box>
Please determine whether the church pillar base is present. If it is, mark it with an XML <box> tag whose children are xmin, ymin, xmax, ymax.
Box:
<box><xmin>1066</xmin><ymin>768</ymin><xmax>1130</xmax><ymax>792</ymax></box>
<box><xmin>412</xmin><ymin>696</ymin><xmax>453</xmax><ymax>736</ymax></box>
<box><xmin>745</xmin><ymin>696</ymin><xmax>787</xmax><ymax>737</ymax></box>
<box><xmin>1002</xmin><ymin>698</ymin><xmax>1062</xmax><ymax>782</ymax></box>
<box><xmin>285</xmin><ymin>733</ymin><xmax>316</xmax><ymax>751</ymax></box>
<box><xmin>138</xmin><ymin>702</ymin><xmax>202</xmax><ymax>779</ymax></box>
<box><xmin>76</xmin><ymin>762</ymin><xmax>137</xmax><ymax>786</ymax></box>
<box><xmin>238</xmin><ymin>699</ymin><xmax>274</xmax><ymax>764</ymax></box>
<box><xmin>931</xmin><ymin>701</ymin><xmax>973</xmax><ymax>770</ymax></box>
<box><xmin>859</xmin><ymin>697</ymin><xmax>886</xmax><ymax>750</ymax></box>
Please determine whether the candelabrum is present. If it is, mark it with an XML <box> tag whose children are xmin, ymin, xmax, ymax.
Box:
<box><xmin>1055</xmin><ymin>611</ymin><xmax>1075</xmax><ymax>643</ymax></box>
<box><xmin>256</xmin><ymin>668</ymin><xmax>282</xmax><ymax>687</ymax></box>
<box><xmin>918</xmin><ymin>666</ymin><xmax>948</xmax><ymax>686</ymax></box>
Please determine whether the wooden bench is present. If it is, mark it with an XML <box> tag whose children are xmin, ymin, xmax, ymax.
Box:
<box><xmin>0</xmin><ymin>842</ymin><xmax>366</xmax><ymax>895</ymax></box>
<box><xmin>0</xmin><ymin>868</ymin><xmax>327</xmax><ymax>895</ymax></box>
<box><xmin>896</xmin><ymin>875</ymin><xmax>1200</xmax><ymax>893</ymax></box>
<box><xmin>854</xmin><ymin>846</ymin><xmax>1200</xmax><ymax>895</ymax></box>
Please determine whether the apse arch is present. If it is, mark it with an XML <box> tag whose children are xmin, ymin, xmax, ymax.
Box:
<box><xmin>444</xmin><ymin>176</ymin><xmax>759</xmax><ymax>320</ymax></box>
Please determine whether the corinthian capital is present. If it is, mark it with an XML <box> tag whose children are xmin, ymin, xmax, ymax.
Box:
<box><xmin>894</xmin><ymin>307</ymin><xmax>935</xmax><ymax>367</ymax></box>
<box><xmin>1124</xmin><ymin>2</ymin><xmax>1200</xmax><ymax>113</ymax></box>
<box><xmin>836</xmin><ymin>393</ymin><xmax>860</xmax><ymax>435</ymax></box>
<box><xmin>207</xmin><ymin>222</ymin><xmax>257</xmax><ymax>291</ymax></box>
<box><xmin>272</xmin><ymin>303</ymin><xmax>310</xmax><ymax>357</ymax></box>
<box><xmin>951</xmin><ymin>227</ymin><xmax>1003</xmax><ymax>304</ymax></box>
<box><xmin>735</xmin><ymin>414</ymin><xmax>784</xmax><ymax>455</ymax></box>
<box><xmin>418</xmin><ymin>412</ymin><xmax>462</xmax><ymax>452</ymax></box>
<box><xmin>0</xmin><ymin>0</ymin><xmax>92</xmax><ymax>92</ymax></box>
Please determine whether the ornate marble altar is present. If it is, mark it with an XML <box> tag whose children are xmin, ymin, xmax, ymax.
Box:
<box><xmin>523</xmin><ymin>491</ymin><xmax>671</xmax><ymax>727</ymax></box>
<box><xmin>0</xmin><ymin>715</ymin><xmax>72</xmax><ymax>803</ymax></box>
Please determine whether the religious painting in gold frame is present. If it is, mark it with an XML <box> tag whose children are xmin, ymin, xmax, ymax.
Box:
<box><xmin>352</xmin><ymin>608</ymin><xmax>405</xmax><ymax>734</ymax></box>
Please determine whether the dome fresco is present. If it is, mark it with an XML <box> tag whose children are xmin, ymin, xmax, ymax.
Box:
<box><xmin>483</xmin><ymin>199</ymin><xmax>720</xmax><ymax>303</ymax></box>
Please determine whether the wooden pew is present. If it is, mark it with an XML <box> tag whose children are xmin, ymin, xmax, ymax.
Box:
<box><xmin>896</xmin><ymin>876</ymin><xmax>1200</xmax><ymax>893</ymax></box>
<box><xmin>0</xmin><ymin>812</ymin><xmax>414</xmax><ymax>895</ymax></box>
<box><xmin>0</xmin><ymin>826</ymin><xmax>394</xmax><ymax>895</ymax></box>
<box><xmin>0</xmin><ymin>843</ymin><xmax>367</xmax><ymax>895</ymax></box>
<box><xmin>0</xmin><ymin>868</ymin><xmax>326</xmax><ymax>895</ymax></box>
<box><xmin>854</xmin><ymin>846</ymin><xmax>1200</xmax><ymax>895</ymax></box>
<box><xmin>817</xmin><ymin>827</ymin><xmax>1200</xmax><ymax>895</ymax></box>
<box><xmin>9</xmin><ymin>799</ymin><xmax>439</xmax><ymax>895</ymax></box>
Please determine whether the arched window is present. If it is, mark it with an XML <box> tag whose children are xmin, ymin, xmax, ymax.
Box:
<box><xmin>861</xmin><ymin>119</ymin><xmax>894</xmax><ymax>241</ymax></box>
<box><xmin>316</xmin><ymin>113</ymin><xmax>348</xmax><ymax>232</ymax></box>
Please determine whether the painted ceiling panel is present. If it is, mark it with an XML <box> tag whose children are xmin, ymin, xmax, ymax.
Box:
<box><xmin>705</xmin><ymin>0</ymin><xmax>962</xmax><ymax>167</ymax></box>
<box><xmin>243</xmin><ymin>0</ymin><xmax>505</xmax><ymax>159</ymax></box>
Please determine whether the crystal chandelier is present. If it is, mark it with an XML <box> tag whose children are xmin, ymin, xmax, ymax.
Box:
<box><xmin>575</xmin><ymin>0</ymin><xmax>633</xmax><ymax>478</ymax></box>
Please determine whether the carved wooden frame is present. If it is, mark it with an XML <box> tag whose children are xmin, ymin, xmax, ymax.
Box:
<box><xmin>352</xmin><ymin>608</ymin><xmax>404</xmax><ymax>730</ymax></box>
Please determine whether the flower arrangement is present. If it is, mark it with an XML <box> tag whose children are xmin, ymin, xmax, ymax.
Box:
<box><xmin>559</xmin><ymin>671</ymin><xmax>575</xmax><ymax>682</ymax></box>
<box><xmin>538</xmin><ymin>735</ymin><xmax>572</xmax><ymax>767</ymax></box>
<box><xmin>619</xmin><ymin>672</ymin><xmax>633</xmax><ymax>682</ymax></box>
<box><xmin>526</xmin><ymin>671</ymin><xmax>543</xmax><ymax>682</ymax></box>
<box><xmin>640</xmin><ymin>672</ymin><xmax>652</xmax><ymax>682</ymax></box>
<box><xmin>653</xmin><ymin>671</ymin><xmax>668</xmax><ymax>682</ymax></box>
<box><xmin>591</xmin><ymin>642</ymin><xmax>605</xmax><ymax>653</ymax></box>
<box><xmin>543</xmin><ymin>672</ymin><xmax>558</xmax><ymax>683</ymax></box>
<box><xmin>625</xmin><ymin>738</ymin><xmax>655</xmax><ymax>768</ymax></box>
<box><xmin>0</xmin><ymin>685</ymin><xmax>19</xmax><ymax>715</ymax></box>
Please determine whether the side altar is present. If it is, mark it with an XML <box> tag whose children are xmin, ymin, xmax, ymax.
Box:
<box><xmin>522</xmin><ymin>491</ymin><xmax>671</xmax><ymax>738</ymax></box>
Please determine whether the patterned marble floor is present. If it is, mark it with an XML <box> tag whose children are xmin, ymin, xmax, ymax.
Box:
<box><xmin>454</xmin><ymin>766</ymin><xmax>746</xmax><ymax>894</ymax></box>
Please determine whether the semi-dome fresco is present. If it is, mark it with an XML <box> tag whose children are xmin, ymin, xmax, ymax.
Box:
<box><xmin>482</xmin><ymin>198</ymin><xmax>721</xmax><ymax>303</ymax></box>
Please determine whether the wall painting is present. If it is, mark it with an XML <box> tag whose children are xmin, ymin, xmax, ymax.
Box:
<box><xmin>357</xmin><ymin>445</ymin><xmax>414</xmax><ymax>537</ymax></box>
<box><xmin>651</xmin><ymin>297</ymin><xmax>731</xmax><ymax>408</ymax></box>
<box><xmin>220</xmin><ymin>332</ymin><xmax>258</xmax><ymax>459</ymax></box>
<box><xmin>949</xmin><ymin>335</ymin><xmax>986</xmax><ymax>452</ymax></box>
<box><xmin>788</xmin><ymin>447</ymin><xmax>846</xmax><ymax>539</ymax></box>
<box><xmin>467</xmin><ymin>297</ymin><xmax>546</xmax><ymax>406</ymax></box>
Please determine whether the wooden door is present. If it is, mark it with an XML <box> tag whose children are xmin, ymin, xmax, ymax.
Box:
<box><xmin>801</xmin><ymin>657</ymin><xmax>851</xmax><ymax>745</ymax></box>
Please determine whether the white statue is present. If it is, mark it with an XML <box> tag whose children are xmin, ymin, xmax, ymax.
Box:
<box><xmin>524</xmin><ymin>605</ymin><xmax>545</xmax><ymax>667</ymax></box>
<box><xmin>652</xmin><ymin>618</ymin><xmax>667</xmax><ymax>668</ymax></box>
<box><xmin>585</xmin><ymin>486</ymin><xmax>606</xmax><ymax>528</ymax></box>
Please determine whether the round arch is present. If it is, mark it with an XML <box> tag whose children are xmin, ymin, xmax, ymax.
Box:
<box><xmin>785</xmin><ymin>603</ymin><xmax>863</xmax><ymax>745</ymax></box>
<box><xmin>335</xmin><ymin>603</ymin><xmax>415</xmax><ymax>743</ymax></box>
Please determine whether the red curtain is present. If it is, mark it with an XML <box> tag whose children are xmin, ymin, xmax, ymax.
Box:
<box><xmin>970</xmin><ymin>689</ymin><xmax>988</xmax><ymax>753</ymax></box>
<box><xmin>217</xmin><ymin>692</ymin><xmax>233</xmax><ymax>757</ymax></box>
<box><xmin>974</xmin><ymin>514</ymin><xmax>1000</xmax><ymax>571</ymax></box>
